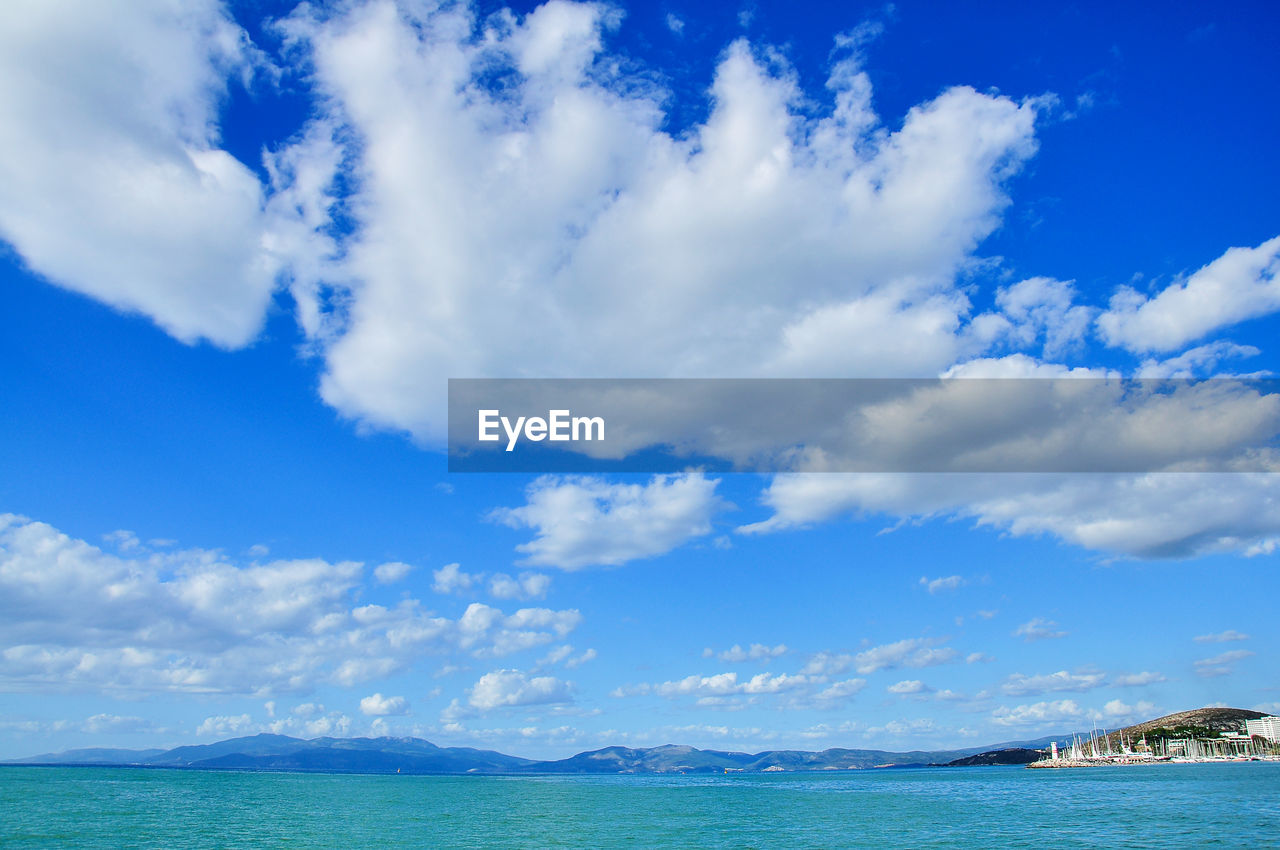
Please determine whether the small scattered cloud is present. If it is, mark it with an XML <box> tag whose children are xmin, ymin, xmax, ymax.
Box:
<box><xmin>196</xmin><ymin>714</ymin><xmax>256</xmax><ymax>737</ymax></box>
<box><xmin>359</xmin><ymin>693</ymin><xmax>409</xmax><ymax>716</ymax></box>
<box><xmin>468</xmin><ymin>669</ymin><xmax>573</xmax><ymax>710</ymax></box>
<box><xmin>103</xmin><ymin>530</ymin><xmax>141</xmax><ymax>552</ymax></box>
<box><xmin>564</xmin><ymin>648</ymin><xmax>597</xmax><ymax>669</ymax></box>
<box><xmin>813</xmin><ymin>678</ymin><xmax>867</xmax><ymax>703</ymax></box>
<box><xmin>82</xmin><ymin>714</ymin><xmax>153</xmax><ymax>734</ymax></box>
<box><xmin>433</xmin><ymin>563</ymin><xmax>481</xmax><ymax>595</ymax></box>
<box><xmin>887</xmin><ymin>679</ymin><xmax>933</xmax><ymax>695</ymax></box>
<box><xmin>992</xmin><ymin>699</ymin><xmax>1084</xmax><ymax>727</ymax></box>
<box><xmin>491</xmin><ymin>474</ymin><xmax>723</xmax><ymax>570</ymax></box>
<box><xmin>656</xmin><ymin>671</ymin><xmax>808</xmax><ymax>699</ymax></box>
<box><xmin>1001</xmin><ymin>670</ymin><xmax>1104</xmax><ymax>696</ymax></box>
<box><xmin>374</xmin><ymin>561</ymin><xmax>413</xmax><ymax>584</ymax></box>
<box><xmin>706</xmin><ymin>643</ymin><xmax>788</xmax><ymax>663</ymax></box>
<box><xmin>1193</xmin><ymin>629</ymin><xmax>1249</xmax><ymax>643</ymax></box>
<box><xmin>919</xmin><ymin>575</ymin><xmax>964</xmax><ymax>594</ymax></box>
<box><xmin>1111</xmin><ymin>671</ymin><xmax>1167</xmax><ymax>687</ymax></box>
<box><xmin>800</xmin><ymin>651</ymin><xmax>854</xmax><ymax>677</ymax></box>
<box><xmin>489</xmin><ymin>572</ymin><xmax>551</xmax><ymax>601</ymax></box>
<box><xmin>854</xmin><ymin>638</ymin><xmax>956</xmax><ymax>674</ymax></box>
<box><xmin>1102</xmin><ymin>699</ymin><xmax>1157</xmax><ymax>720</ymax></box>
<box><xmin>1193</xmin><ymin>649</ymin><xmax>1254</xmax><ymax>678</ymax></box>
<box><xmin>1014</xmin><ymin>618</ymin><xmax>1067</xmax><ymax>642</ymax></box>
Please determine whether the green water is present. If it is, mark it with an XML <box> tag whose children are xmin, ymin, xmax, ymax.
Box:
<box><xmin>1</xmin><ymin>764</ymin><xmax>1277</xmax><ymax>848</ymax></box>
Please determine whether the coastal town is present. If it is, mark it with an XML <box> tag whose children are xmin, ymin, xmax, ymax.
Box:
<box><xmin>1029</xmin><ymin>711</ymin><xmax>1280</xmax><ymax>769</ymax></box>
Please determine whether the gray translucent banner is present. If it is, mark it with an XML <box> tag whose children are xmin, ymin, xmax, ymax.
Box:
<box><xmin>447</xmin><ymin>378</ymin><xmax>1280</xmax><ymax>473</ymax></box>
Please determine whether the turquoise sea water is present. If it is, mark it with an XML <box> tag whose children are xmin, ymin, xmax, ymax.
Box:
<box><xmin>2</xmin><ymin>764</ymin><xmax>1278</xmax><ymax>848</ymax></box>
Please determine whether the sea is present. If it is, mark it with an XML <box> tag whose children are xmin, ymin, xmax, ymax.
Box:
<box><xmin>1</xmin><ymin>763</ymin><xmax>1277</xmax><ymax>848</ymax></box>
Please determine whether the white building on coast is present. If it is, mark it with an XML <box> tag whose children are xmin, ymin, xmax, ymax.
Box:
<box><xmin>1245</xmin><ymin>716</ymin><xmax>1280</xmax><ymax>742</ymax></box>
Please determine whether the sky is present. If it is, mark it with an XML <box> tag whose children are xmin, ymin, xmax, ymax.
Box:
<box><xmin>1</xmin><ymin>0</ymin><xmax>1278</xmax><ymax>760</ymax></box>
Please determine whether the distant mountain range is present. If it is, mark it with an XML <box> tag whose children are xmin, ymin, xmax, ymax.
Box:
<box><xmin>9</xmin><ymin>707</ymin><xmax>1259</xmax><ymax>775</ymax></box>
<box><xmin>6</xmin><ymin>733</ymin><xmax>1057</xmax><ymax>775</ymax></box>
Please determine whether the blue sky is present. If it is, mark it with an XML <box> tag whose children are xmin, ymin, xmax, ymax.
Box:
<box><xmin>1</xmin><ymin>0</ymin><xmax>1278</xmax><ymax>759</ymax></box>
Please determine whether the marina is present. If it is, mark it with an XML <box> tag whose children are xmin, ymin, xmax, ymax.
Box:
<box><xmin>1029</xmin><ymin>716</ymin><xmax>1280</xmax><ymax>769</ymax></box>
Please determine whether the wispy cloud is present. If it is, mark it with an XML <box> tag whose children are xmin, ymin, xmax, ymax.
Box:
<box><xmin>704</xmin><ymin>643</ymin><xmax>788</xmax><ymax>663</ymax></box>
<box><xmin>1014</xmin><ymin>618</ymin><xmax>1067</xmax><ymax>642</ymax></box>
<box><xmin>1001</xmin><ymin>671</ymin><xmax>1104</xmax><ymax>696</ymax></box>
<box><xmin>1193</xmin><ymin>649</ymin><xmax>1254</xmax><ymax>678</ymax></box>
<box><xmin>1193</xmin><ymin>629</ymin><xmax>1249</xmax><ymax>643</ymax></box>
<box><xmin>919</xmin><ymin>575</ymin><xmax>964</xmax><ymax>594</ymax></box>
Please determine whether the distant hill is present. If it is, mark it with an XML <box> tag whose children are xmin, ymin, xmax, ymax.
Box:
<box><xmin>148</xmin><ymin>734</ymin><xmax>534</xmax><ymax>774</ymax></box>
<box><xmin>6</xmin><ymin>707</ymin><xmax>1263</xmax><ymax>775</ymax></box>
<box><xmin>526</xmin><ymin>744</ymin><xmax>985</xmax><ymax>774</ymax></box>
<box><xmin>1083</xmin><ymin>707</ymin><xmax>1267</xmax><ymax>752</ymax></box>
<box><xmin>3</xmin><ymin>736</ymin><xmax>1034</xmax><ymax>775</ymax></box>
<box><xmin>943</xmin><ymin>748</ymin><xmax>1043</xmax><ymax>767</ymax></box>
<box><xmin>11</xmin><ymin>747</ymin><xmax>167</xmax><ymax>765</ymax></box>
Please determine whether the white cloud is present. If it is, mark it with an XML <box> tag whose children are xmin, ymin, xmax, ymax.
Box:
<box><xmin>492</xmin><ymin>473</ymin><xmax>722</xmax><ymax>569</ymax></box>
<box><xmin>537</xmin><ymin>645</ymin><xmax>573</xmax><ymax>668</ymax></box>
<box><xmin>1136</xmin><ymin>341</ymin><xmax>1261</xmax><ymax>379</ymax></box>
<box><xmin>489</xmin><ymin>572</ymin><xmax>551</xmax><ymax>601</ymax></box>
<box><xmin>919</xmin><ymin>575</ymin><xmax>964</xmax><ymax>594</ymax></box>
<box><xmin>863</xmin><ymin>718</ymin><xmax>939</xmax><ymax>739</ymax></box>
<box><xmin>1098</xmin><ymin>236</ymin><xmax>1280</xmax><ymax>353</ymax></box>
<box><xmin>196</xmin><ymin>714</ymin><xmax>256</xmax><ymax>737</ymax></box>
<box><xmin>1102</xmin><ymin>699</ymin><xmax>1157</xmax><ymax>720</ymax></box>
<box><xmin>814</xmin><ymin>678</ymin><xmax>867</xmax><ymax>703</ymax></box>
<box><xmin>1111</xmin><ymin>671</ymin><xmax>1167</xmax><ymax>687</ymax></box>
<box><xmin>1001</xmin><ymin>671</ymin><xmax>1104</xmax><ymax>696</ymax></box>
<box><xmin>656</xmin><ymin>671</ymin><xmax>809</xmax><ymax>699</ymax></box>
<box><xmin>103</xmin><ymin>530</ymin><xmax>141</xmax><ymax>552</ymax></box>
<box><xmin>708</xmin><ymin>643</ymin><xmax>789</xmax><ymax>663</ymax></box>
<box><xmin>1014</xmin><ymin>618</ymin><xmax>1067</xmax><ymax>642</ymax></box>
<box><xmin>374</xmin><ymin>562</ymin><xmax>413</xmax><ymax>584</ymax></box>
<box><xmin>887</xmin><ymin>679</ymin><xmax>933</xmax><ymax>695</ymax></box>
<box><xmin>458</xmin><ymin>603</ymin><xmax>582</xmax><ymax>657</ymax></box>
<box><xmin>747</xmin><ymin>469</ymin><xmax>1280</xmax><ymax>560</ymax></box>
<box><xmin>853</xmin><ymin>638</ymin><xmax>957</xmax><ymax>674</ymax></box>
<box><xmin>994</xmin><ymin>277</ymin><xmax>1093</xmax><ymax>358</ymax></box>
<box><xmin>609</xmin><ymin>683</ymin><xmax>652</xmax><ymax>698</ymax></box>
<box><xmin>992</xmin><ymin>699</ymin><xmax>1084</xmax><ymax>727</ymax></box>
<box><xmin>1193</xmin><ymin>629</ymin><xmax>1249</xmax><ymax>643</ymax></box>
<box><xmin>264</xmin><ymin>1</ymin><xmax>1039</xmax><ymax>441</ymax></box>
<box><xmin>800</xmin><ymin>651</ymin><xmax>854</xmax><ymax>677</ymax></box>
<box><xmin>82</xmin><ymin>714</ymin><xmax>153</xmax><ymax>734</ymax></box>
<box><xmin>433</xmin><ymin>563</ymin><xmax>481</xmax><ymax>595</ymax></box>
<box><xmin>1193</xmin><ymin>649</ymin><xmax>1254</xmax><ymax>678</ymax></box>
<box><xmin>291</xmin><ymin>713</ymin><xmax>352</xmax><ymax>738</ymax></box>
<box><xmin>0</xmin><ymin>0</ymin><xmax>280</xmax><ymax>348</ymax></box>
<box><xmin>0</xmin><ymin>514</ymin><xmax>581</xmax><ymax>695</ymax></box>
<box><xmin>469</xmin><ymin>669</ymin><xmax>573</xmax><ymax>710</ymax></box>
<box><xmin>359</xmin><ymin>693</ymin><xmax>409</xmax><ymax>716</ymax></box>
